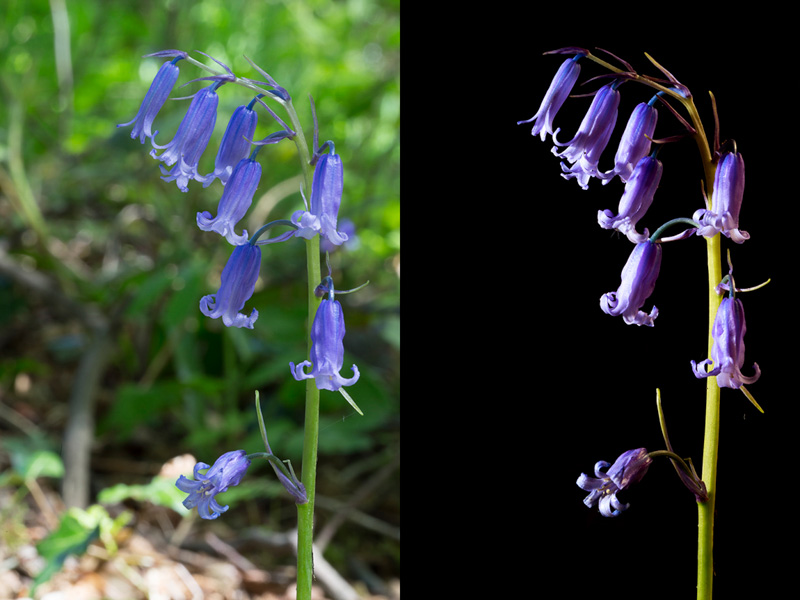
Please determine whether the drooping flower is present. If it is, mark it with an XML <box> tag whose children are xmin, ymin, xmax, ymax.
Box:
<box><xmin>200</xmin><ymin>243</ymin><xmax>261</xmax><ymax>329</ymax></box>
<box><xmin>290</xmin><ymin>296</ymin><xmax>359</xmax><ymax>392</ymax></box>
<box><xmin>517</xmin><ymin>55</ymin><xmax>582</xmax><ymax>141</ymax></box>
<box><xmin>198</xmin><ymin>100</ymin><xmax>259</xmax><ymax>188</ymax></box>
<box><xmin>600</xmin><ymin>99</ymin><xmax>658</xmax><ymax>184</ymax></box>
<box><xmin>150</xmin><ymin>82</ymin><xmax>221</xmax><ymax>192</ymax></box>
<box><xmin>598</xmin><ymin>154</ymin><xmax>663</xmax><ymax>243</ymax></box>
<box><xmin>691</xmin><ymin>295</ymin><xmax>760</xmax><ymax>389</ymax></box>
<box><xmin>292</xmin><ymin>145</ymin><xmax>349</xmax><ymax>245</ymax></box>
<box><xmin>577</xmin><ymin>448</ymin><xmax>652</xmax><ymax>517</ymax></box>
<box><xmin>117</xmin><ymin>50</ymin><xmax>187</xmax><ymax>144</ymax></box>
<box><xmin>693</xmin><ymin>150</ymin><xmax>749</xmax><ymax>243</ymax></box>
<box><xmin>600</xmin><ymin>239</ymin><xmax>662</xmax><ymax>326</ymax></box>
<box><xmin>197</xmin><ymin>156</ymin><xmax>261</xmax><ymax>245</ymax></box>
<box><xmin>175</xmin><ymin>450</ymin><xmax>251</xmax><ymax>520</ymax></box>
<box><xmin>553</xmin><ymin>82</ymin><xmax>621</xmax><ymax>189</ymax></box>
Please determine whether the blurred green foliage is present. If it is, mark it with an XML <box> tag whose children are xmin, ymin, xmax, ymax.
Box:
<box><xmin>1</xmin><ymin>0</ymin><xmax>399</xmax><ymax>581</ymax></box>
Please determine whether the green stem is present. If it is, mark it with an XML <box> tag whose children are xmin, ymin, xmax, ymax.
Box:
<box><xmin>697</xmin><ymin>233</ymin><xmax>723</xmax><ymax>600</ymax></box>
<box><xmin>280</xmin><ymin>95</ymin><xmax>320</xmax><ymax>600</ymax></box>
<box><xmin>296</xmin><ymin>235</ymin><xmax>321</xmax><ymax>600</ymax></box>
<box><xmin>585</xmin><ymin>49</ymin><xmax>725</xmax><ymax>598</ymax></box>
<box><xmin>659</xmin><ymin>79</ymin><xmax>720</xmax><ymax>600</ymax></box>
<box><xmin>692</xmin><ymin>96</ymin><xmax>721</xmax><ymax>600</ymax></box>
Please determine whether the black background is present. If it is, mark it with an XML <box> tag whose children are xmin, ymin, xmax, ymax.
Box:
<box><xmin>407</xmin><ymin>12</ymin><xmax>794</xmax><ymax>599</ymax></box>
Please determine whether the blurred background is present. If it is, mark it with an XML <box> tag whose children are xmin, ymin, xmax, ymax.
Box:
<box><xmin>0</xmin><ymin>1</ymin><xmax>399</xmax><ymax>598</ymax></box>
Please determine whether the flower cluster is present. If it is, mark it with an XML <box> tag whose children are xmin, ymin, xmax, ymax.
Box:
<box><xmin>118</xmin><ymin>50</ymin><xmax>353</xmax><ymax>330</ymax></box>
<box><xmin>518</xmin><ymin>47</ymin><xmax>755</xmax><ymax>330</ymax></box>
<box><xmin>519</xmin><ymin>47</ymin><xmax>764</xmax><ymax>517</ymax></box>
<box><xmin>120</xmin><ymin>50</ymin><xmax>362</xmax><ymax>518</ymax></box>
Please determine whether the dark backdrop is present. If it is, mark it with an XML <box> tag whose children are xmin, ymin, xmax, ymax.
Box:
<box><xmin>408</xmin><ymin>13</ymin><xmax>793</xmax><ymax>599</ymax></box>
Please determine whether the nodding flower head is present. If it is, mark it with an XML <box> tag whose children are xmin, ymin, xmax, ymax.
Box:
<box><xmin>693</xmin><ymin>150</ymin><xmax>749</xmax><ymax>243</ymax></box>
<box><xmin>598</xmin><ymin>154</ymin><xmax>663</xmax><ymax>243</ymax></box>
<box><xmin>175</xmin><ymin>450</ymin><xmax>251</xmax><ymax>520</ymax></box>
<box><xmin>292</xmin><ymin>146</ymin><xmax>349</xmax><ymax>245</ymax></box>
<box><xmin>290</xmin><ymin>293</ymin><xmax>359</xmax><ymax>392</ymax></box>
<box><xmin>577</xmin><ymin>448</ymin><xmax>652</xmax><ymax>517</ymax></box>
<box><xmin>517</xmin><ymin>56</ymin><xmax>582</xmax><ymax>142</ymax></box>
<box><xmin>691</xmin><ymin>294</ymin><xmax>760</xmax><ymax>390</ymax></box>
<box><xmin>600</xmin><ymin>100</ymin><xmax>658</xmax><ymax>184</ymax></box>
<box><xmin>600</xmin><ymin>239</ymin><xmax>662</xmax><ymax>326</ymax></box>
<box><xmin>199</xmin><ymin>243</ymin><xmax>261</xmax><ymax>329</ymax></box>
<box><xmin>117</xmin><ymin>51</ymin><xmax>187</xmax><ymax>144</ymax></box>
<box><xmin>197</xmin><ymin>156</ymin><xmax>261</xmax><ymax>245</ymax></box>
<box><xmin>199</xmin><ymin>101</ymin><xmax>259</xmax><ymax>188</ymax></box>
<box><xmin>552</xmin><ymin>82</ymin><xmax>621</xmax><ymax>189</ymax></box>
<box><xmin>150</xmin><ymin>83</ymin><xmax>221</xmax><ymax>192</ymax></box>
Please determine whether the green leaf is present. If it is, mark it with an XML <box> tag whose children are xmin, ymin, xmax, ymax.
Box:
<box><xmin>21</xmin><ymin>450</ymin><xmax>65</xmax><ymax>481</ymax></box>
<box><xmin>33</xmin><ymin>508</ymin><xmax>101</xmax><ymax>590</ymax></box>
<box><xmin>3</xmin><ymin>438</ymin><xmax>64</xmax><ymax>481</ymax></box>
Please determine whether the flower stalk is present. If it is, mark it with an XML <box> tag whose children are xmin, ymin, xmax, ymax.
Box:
<box><xmin>247</xmin><ymin>83</ymin><xmax>327</xmax><ymax>600</ymax></box>
<box><xmin>296</xmin><ymin>234</ymin><xmax>321</xmax><ymax>600</ymax></box>
<box><xmin>526</xmin><ymin>48</ymin><xmax>763</xmax><ymax>599</ymax></box>
<box><xmin>601</xmin><ymin>54</ymin><xmax>722</xmax><ymax>599</ymax></box>
<box><xmin>120</xmin><ymin>50</ymin><xmax>365</xmax><ymax>600</ymax></box>
<box><xmin>280</xmin><ymin>96</ymin><xmax>322</xmax><ymax>600</ymax></box>
<box><xmin>682</xmin><ymin>92</ymin><xmax>722</xmax><ymax>600</ymax></box>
